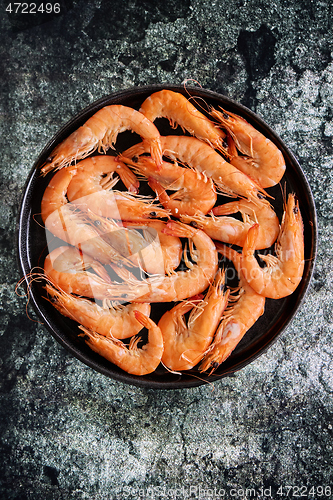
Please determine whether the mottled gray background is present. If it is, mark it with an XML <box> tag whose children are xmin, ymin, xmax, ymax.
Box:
<box><xmin>1</xmin><ymin>0</ymin><xmax>332</xmax><ymax>499</ymax></box>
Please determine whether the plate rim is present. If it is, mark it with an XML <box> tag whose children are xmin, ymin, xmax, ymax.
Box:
<box><xmin>16</xmin><ymin>83</ymin><xmax>318</xmax><ymax>389</ymax></box>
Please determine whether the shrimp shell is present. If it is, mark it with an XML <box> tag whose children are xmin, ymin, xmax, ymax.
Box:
<box><xmin>41</xmin><ymin>105</ymin><xmax>163</xmax><ymax>174</ymax></box>
<box><xmin>211</xmin><ymin>107</ymin><xmax>286</xmax><ymax>188</ymax></box>
<box><xmin>200</xmin><ymin>244</ymin><xmax>266</xmax><ymax>374</ymax></box>
<box><xmin>85</xmin><ymin>212</ymin><xmax>182</xmax><ymax>276</ymax></box>
<box><xmin>122</xmin><ymin>220</ymin><xmax>183</xmax><ymax>276</ymax></box>
<box><xmin>132</xmin><ymin>220</ymin><xmax>219</xmax><ymax>303</ymax></box>
<box><xmin>41</xmin><ymin>164</ymin><xmax>78</xmax><ymax>224</ymax></box>
<box><xmin>44</xmin><ymin>283</ymin><xmax>150</xmax><ymax>339</ymax></box>
<box><xmin>66</xmin><ymin>155</ymin><xmax>139</xmax><ymax>200</ymax></box>
<box><xmin>122</xmin><ymin>135</ymin><xmax>267</xmax><ymax>202</ymax></box>
<box><xmin>139</xmin><ymin>89</ymin><xmax>227</xmax><ymax>154</ymax></box>
<box><xmin>41</xmin><ymin>167</ymin><xmax>133</xmax><ymax>266</ymax></box>
<box><xmin>241</xmin><ymin>193</ymin><xmax>304</xmax><ymax>299</ymax></box>
<box><xmin>159</xmin><ymin>269</ymin><xmax>230</xmax><ymax>371</ymax></box>
<box><xmin>119</xmin><ymin>153</ymin><xmax>217</xmax><ymax>217</ymax></box>
<box><xmin>67</xmin><ymin>168</ymin><xmax>169</xmax><ymax>221</ymax></box>
<box><xmin>43</xmin><ymin>246</ymin><xmax>151</xmax><ymax>302</ymax></box>
<box><xmin>181</xmin><ymin>198</ymin><xmax>279</xmax><ymax>249</ymax></box>
<box><xmin>80</xmin><ymin>310</ymin><xmax>164</xmax><ymax>376</ymax></box>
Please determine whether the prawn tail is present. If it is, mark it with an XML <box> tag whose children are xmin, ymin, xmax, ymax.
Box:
<box><xmin>162</xmin><ymin>220</ymin><xmax>193</xmax><ymax>239</ymax></box>
<box><xmin>146</xmin><ymin>138</ymin><xmax>163</xmax><ymax>170</ymax></box>
<box><xmin>133</xmin><ymin>310</ymin><xmax>152</xmax><ymax>329</ymax></box>
<box><xmin>243</xmin><ymin>223</ymin><xmax>260</xmax><ymax>256</ymax></box>
<box><xmin>118</xmin><ymin>164</ymin><xmax>140</xmax><ymax>193</ymax></box>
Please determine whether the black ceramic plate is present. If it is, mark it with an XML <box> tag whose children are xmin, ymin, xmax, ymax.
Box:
<box><xmin>17</xmin><ymin>84</ymin><xmax>317</xmax><ymax>389</ymax></box>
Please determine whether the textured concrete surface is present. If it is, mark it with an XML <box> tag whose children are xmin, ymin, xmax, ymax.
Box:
<box><xmin>0</xmin><ymin>0</ymin><xmax>332</xmax><ymax>498</ymax></box>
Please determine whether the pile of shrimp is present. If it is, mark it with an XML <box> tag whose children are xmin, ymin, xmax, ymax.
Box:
<box><xmin>35</xmin><ymin>89</ymin><xmax>304</xmax><ymax>378</ymax></box>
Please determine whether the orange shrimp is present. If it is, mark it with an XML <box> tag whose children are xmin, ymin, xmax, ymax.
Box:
<box><xmin>119</xmin><ymin>153</ymin><xmax>217</xmax><ymax>217</ymax></box>
<box><xmin>79</xmin><ymin>310</ymin><xmax>164</xmax><ymax>375</ymax></box>
<box><xmin>65</xmin><ymin>155</ymin><xmax>139</xmax><ymax>200</ymax></box>
<box><xmin>139</xmin><ymin>89</ymin><xmax>227</xmax><ymax>153</ymax></box>
<box><xmin>41</xmin><ymin>165</ymin><xmax>78</xmax><ymax>223</ymax></box>
<box><xmin>240</xmin><ymin>193</ymin><xmax>304</xmax><ymax>299</ymax></box>
<box><xmin>43</xmin><ymin>246</ymin><xmax>151</xmax><ymax>302</ymax></box>
<box><xmin>211</xmin><ymin>107</ymin><xmax>286</xmax><ymax>188</ymax></box>
<box><xmin>44</xmin><ymin>283</ymin><xmax>150</xmax><ymax>339</ymax></box>
<box><xmin>84</xmin><ymin>212</ymin><xmax>182</xmax><ymax>276</ymax></box>
<box><xmin>200</xmin><ymin>244</ymin><xmax>266</xmax><ymax>374</ymax></box>
<box><xmin>132</xmin><ymin>220</ymin><xmax>219</xmax><ymax>303</ymax></box>
<box><xmin>41</xmin><ymin>166</ymin><xmax>133</xmax><ymax>267</ymax></box>
<box><xmin>122</xmin><ymin>220</ymin><xmax>182</xmax><ymax>276</ymax></box>
<box><xmin>41</xmin><ymin>105</ymin><xmax>163</xmax><ymax>174</ymax></box>
<box><xmin>41</xmin><ymin>156</ymin><xmax>138</xmax><ymax>226</ymax></box>
<box><xmin>66</xmin><ymin>171</ymin><xmax>168</xmax><ymax>221</ymax></box>
<box><xmin>44</xmin><ymin>154</ymin><xmax>167</xmax><ymax>225</ymax></box>
<box><xmin>181</xmin><ymin>198</ymin><xmax>279</xmax><ymax>249</ymax></box>
<box><xmin>122</xmin><ymin>135</ymin><xmax>267</xmax><ymax>202</ymax></box>
<box><xmin>159</xmin><ymin>270</ymin><xmax>229</xmax><ymax>371</ymax></box>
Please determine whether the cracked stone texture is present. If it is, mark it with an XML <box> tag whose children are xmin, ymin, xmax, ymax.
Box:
<box><xmin>1</xmin><ymin>0</ymin><xmax>332</xmax><ymax>498</ymax></box>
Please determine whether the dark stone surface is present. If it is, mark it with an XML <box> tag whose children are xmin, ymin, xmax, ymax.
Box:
<box><xmin>1</xmin><ymin>0</ymin><xmax>333</xmax><ymax>498</ymax></box>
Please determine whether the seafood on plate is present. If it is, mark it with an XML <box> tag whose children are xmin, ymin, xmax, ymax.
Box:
<box><xmin>139</xmin><ymin>89</ymin><xmax>227</xmax><ymax>154</ymax></box>
<box><xmin>240</xmin><ymin>193</ymin><xmax>304</xmax><ymax>299</ymax></box>
<box><xmin>118</xmin><ymin>152</ymin><xmax>217</xmax><ymax>217</ymax></box>
<box><xmin>79</xmin><ymin>311</ymin><xmax>164</xmax><ymax>376</ymax></box>
<box><xmin>32</xmin><ymin>88</ymin><xmax>305</xmax><ymax>379</ymax></box>
<box><xmin>159</xmin><ymin>269</ymin><xmax>229</xmax><ymax>371</ymax></box>
<box><xmin>121</xmin><ymin>135</ymin><xmax>267</xmax><ymax>202</ymax></box>
<box><xmin>44</xmin><ymin>282</ymin><xmax>150</xmax><ymax>340</ymax></box>
<box><xmin>211</xmin><ymin>107</ymin><xmax>286</xmax><ymax>188</ymax></box>
<box><xmin>200</xmin><ymin>244</ymin><xmax>266</xmax><ymax>374</ymax></box>
<box><xmin>41</xmin><ymin>104</ymin><xmax>163</xmax><ymax>174</ymax></box>
<box><xmin>181</xmin><ymin>198</ymin><xmax>279</xmax><ymax>250</ymax></box>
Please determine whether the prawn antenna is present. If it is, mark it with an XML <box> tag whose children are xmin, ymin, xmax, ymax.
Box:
<box><xmin>15</xmin><ymin>268</ymin><xmax>49</xmax><ymax>324</ymax></box>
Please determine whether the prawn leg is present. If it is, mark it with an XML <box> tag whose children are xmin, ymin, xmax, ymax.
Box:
<box><xmin>85</xmin><ymin>213</ymin><xmax>182</xmax><ymax>276</ymax></box>
<box><xmin>43</xmin><ymin>246</ymin><xmax>152</xmax><ymax>302</ymax></box>
<box><xmin>122</xmin><ymin>135</ymin><xmax>268</xmax><ymax>202</ymax></box>
<box><xmin>41</xmin><ymin>163</ymin><xmax>134</xmax><ymax>267</ymax></box>
<box><xmin>132</xmin><ymin>221</ymin><xmax>219</xmax><ymax>303</ymax></box>
<box><xmin>123</xmin><ymin>220</ymin><xmax>183</xmax><ymax>276</ymax></box>
<box><xmin>118</xmin><ymin>153</ymin><xmax>217</xmax><ymax>217</ymax></box>
<box><xmin>181</xmin><ymin>198</ymin><xmax>279</xmax><ymax>249</ymax></box>
<box><xmin>66</xmin><ymin>155</ymin><xmax>139</xmax><ymax>201</ymax></box>
<box><xmin>211</xmin><ymin>199</ymin><xmax>279</xmax><ymax>249</ymax></box>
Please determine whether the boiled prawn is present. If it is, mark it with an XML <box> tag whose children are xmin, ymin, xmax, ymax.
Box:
<box><xmin>181</xmin><ymin>199</ymin><xmax>279</xmax><ymax>249</ymax></box>
<box><xmin>132</xmin><ymin>220</ymin><xmax>218</xmax><ymax>303</ymax></box>
<box><xmin>43</xmin><ymin>246</ymin><xmax>151</xmax><ymax>302</ymax></box>
<box><xmin>45</xmin><ymin>283</ymin><xmax>150</xmax><ymax>339</ymax></box>
<box><xmin>159</xmin><ymin>270</ymin><xmax>229</xmax><ymax>371</ymax></box>
<box><xmin>140</xmin><ymin>89</ymin><xmax>227</xmax><ymax>153</ymax></box>
<box><xmin>119</xmin><ymin>152</ymin><xmax>217</xmax><ymax>217</ymax></box>
<box><xmin>211</xmin><ymin>107</ymin><xmax>286</xmax><ymax>188</ymax></box>
<box><xmin>122</xmin><ymin>135</ymin><xmax>267</xmax><ymax>202</ymax></box>
<box><xmin>79</xmin><ymin>310</ymin><xmax>164</xmax><ymax>375</ymax></box>
<box><xmin>41</xmin><ymin>105</ymin><xmax>163</xmax><ymax>174</ymax></box>
<box><xmin>200</xmin><ymin>244</ymin><xmax>266</xmax><ymax>374</ymax></box>
<box><xmin>241</xmin><ymin>193</ymin><xmax>304</xmax><ymax>299</ymax></box>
